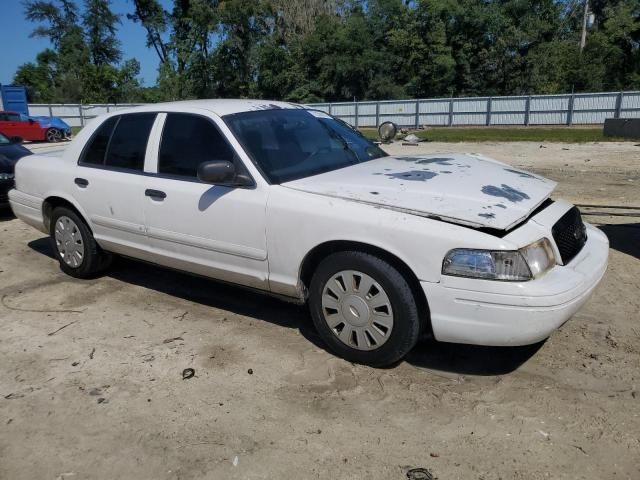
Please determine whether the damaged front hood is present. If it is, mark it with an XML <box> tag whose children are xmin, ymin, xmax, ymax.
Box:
<box><xmin>283</xmin><ymin>153</ymin><xmax>556</xmax><ymax>230</ymax></box>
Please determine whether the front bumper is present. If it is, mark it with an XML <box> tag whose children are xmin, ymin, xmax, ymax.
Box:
<box><xmin>422</xmin><ymin>223</ymin><xmax>609</xmax><ymax>346</ymax></box>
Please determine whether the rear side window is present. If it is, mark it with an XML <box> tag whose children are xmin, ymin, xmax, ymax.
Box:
<box><xmin>158</xmin><ymin>113</ymin><xmax>234</xmax><ymax>178</ymax></box>
<box><xmin>81</xmin><ymin>116</ymin><xmax>118</xmax><ymax>165</ymax></box>
<box><xmin>105</xmin><ymin>113</ymin><xmax>156</xmax><ymax>170</ymax></box>
<box><xmin>80</xmin><ymin>113</ymin><xmax>156</xmax><ymax>170</ymax></box>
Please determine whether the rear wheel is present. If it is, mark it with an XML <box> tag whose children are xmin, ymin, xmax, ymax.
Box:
<box><xmin>309</xmin><ymin>251</ymin><xmax>421</xmax><ymax>367</ymax></box>
<box><xmin>50</xmin><ymin>207</ymin><xmax>112</xmax><ymax>278</ymax></box>
<box><xmin>45</xmin><ymin>128</ymin><xmax>61</xmax><ymax>142</ymax></box>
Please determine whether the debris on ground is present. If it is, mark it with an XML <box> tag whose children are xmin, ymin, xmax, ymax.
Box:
<box><xmin>182</xmin><ymin>368</ymin><xmax>196</xmax><ymax>380</ymax></box>
<box><xmin>47</xmin><ymin>321</ymin><xmax>78</xmax><ymax>336</ymax></box>
<box><xmin>247</xmin><ymin>368</ymin><xmax>254</xmax><ymax>375</ymax></box>
<box><xmin>406</xmin><ymin>467</ymin><xmax>435</xmax><ymax>480</ymax></box>
<box><xmin>402</xmin><ymin>133</ymin><xmax>422</xmax><ymax>146</ymax></box>
<box><xmin>163</xmin><ymin>336</ymin><xmax>184</xmax><ymax>344</ymax></box>
<box><xmin>142</xmin><ymin>354</ymin><xmax>155</xmax><ymax>362</ymax></box>
<box><xmin>4</xmin><ymin>393</ymin><xmax>24</xmax><ymax>400</ymax></box>
<box><xmin>89</xmin><ymin>348</ymin><xmax>95</xmax><ymax>359</ymax></box>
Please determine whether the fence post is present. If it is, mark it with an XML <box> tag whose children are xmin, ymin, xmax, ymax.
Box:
<box><xmin>415</xmin><ymin>100</ymin><xmax>420</xmax><ymax>129</ymax></box>
<box><xmin>78</xmin><ymin>104</ymin><xmax>85</xmax><ymax>127</ymax></box>
<box><xmin>354</xmin><ymin>101</ymin><xmax>359</xmax><ymax>128</ymax></box>
<box><xmin>567</xmin><ymin>94</ymin><xmax>575</xmax><ymax>126</ymax></box>
<box><xmin>106</xmin><ymin>105</ymin><xmax>110</xmax><ymax>113</ymax></box>
<box><xmin>486</xmin><ymin>97</ymin><xmax>492</xmax><ymax>126</ymax></box>
<box><xmin>375</xmin><ymin>102</ymin><xmax>380</xmax><ymax>127</ymax></box>
<box><xmin>614</xmin><ymin>91</ymin><xmax>624</xmax><ymax>119</ymax></box>
<box><xmin>448</xmin><ymin>98</ymin><xmax>454</xmax><ymax>126</ymax></box>
<box><xmin>48</xmin><ymin>104</ymin><xmax>53</xmax><ymax>117</ymax></box>
<box><xmin>524</xmin><ymin>96</ymin><xmax>531</xmax><ymax>126</ymax></box>
<box><xmin>328</xmin><ymin>103</ymin><xmax>332</xmax><ymax>116</ymax></box>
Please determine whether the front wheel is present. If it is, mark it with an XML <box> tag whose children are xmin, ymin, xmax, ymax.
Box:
<box><xmin>50</xmin><ymin>207</ymin><xmax>112</xmax><ymax>278</ymax></box>
<box><xmin>309</xmin><ymin>251</ymin><xmax>421</xmax><ymax>367</ymax></box>
<box><xmin>45</xmin><ymin>128</ymin><xmax>61</xmax><ymax>142</ymax></box>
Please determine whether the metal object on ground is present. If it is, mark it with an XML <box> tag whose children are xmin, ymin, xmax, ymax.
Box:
<box><xmin>378</xmin><ymin>121</ymin><xmax>397</xmax><ymax>142</ymax></box>
<box><xmin>321</xmin><ymin>270</ymin><xmax>394</xmax><ymax>351</ymax></box>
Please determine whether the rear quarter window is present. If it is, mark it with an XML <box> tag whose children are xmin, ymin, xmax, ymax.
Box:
<box><xmin>81</xmin><ymin>116</ymin><xmax>118</xmax><ymax>165</ymax></box>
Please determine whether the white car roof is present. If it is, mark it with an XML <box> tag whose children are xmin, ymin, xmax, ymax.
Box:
<box><xmin>115</xmin><ymin>99</ymin><xmax>305</xmax><ymax>117</ymax></box>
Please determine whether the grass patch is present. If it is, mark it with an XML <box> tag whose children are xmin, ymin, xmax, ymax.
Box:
<box><xmin>359</xmin><ymin>126</ymin><xmax>618</xmax><ymax>143</ymax></box>
<box><xmin>71</xmin><ymin>126</ymin><xmax>83</xmax><ymax>135</ymax></box>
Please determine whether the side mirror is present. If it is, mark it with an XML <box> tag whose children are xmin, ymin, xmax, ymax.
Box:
<box><xmin>198</xmin><ymin>160</ymin><xmax>245</xmax><ymax>187</ymax></box>
<box><xmin>28</xmin><ymin>119</ymin><xmax>35</xmax><ymax>124</ymax></box>
<box><xmin>10</xmin><ymin>136</ymin><xmax>23</xmax><ymax>144</ymax></box>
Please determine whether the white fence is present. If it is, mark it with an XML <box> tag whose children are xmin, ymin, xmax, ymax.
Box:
<box><xmin>28</xmin><ymin>91</ymin><xmax>640</xmax><ymax>128</ymax></box>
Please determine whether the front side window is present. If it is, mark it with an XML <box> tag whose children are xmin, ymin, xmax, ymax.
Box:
<box><xmin>7</xmin><ymin>113</ymin><xmax>21</xmax><ymax>122</ymax></box>
<box><xmin>158</xmin><ymin>113</ymin><xmax>234</xmax><ymax>178</ymax></box>
<box><xmin>224</xmin><ymin>109</ymin><xmax>387</xmax><ymax>184</ymax></box>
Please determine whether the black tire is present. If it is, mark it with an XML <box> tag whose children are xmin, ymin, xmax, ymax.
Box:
<box><xmin>45</xmin><ymin>128</ymin><xmax>61</xmax><ymax>143</ymax></box>
<box><xmin>50</xmin><ymin>206</ymin><xmax>112</xmax><ymax>278</ymax></box>
<box><xmin>309</xmin><ymin>251</ymin><xmax>421</xmax><ymax>367</ymax></box>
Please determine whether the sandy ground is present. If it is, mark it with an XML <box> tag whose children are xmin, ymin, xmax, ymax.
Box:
<box><xmin>1</xmin><ymin>141</ymin><xmax>639</xmax><ymax>480</ymax></box>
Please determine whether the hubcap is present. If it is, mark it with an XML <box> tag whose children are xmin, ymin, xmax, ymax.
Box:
<box><xmin>321</xmin><ymin>270</ymin><xmax>394</xmax><ymax>351</ymax></box>
<box><xmin>54</xmin><ymin>216</ymin><xmax>84</xmax><ymax>268</ymax></box>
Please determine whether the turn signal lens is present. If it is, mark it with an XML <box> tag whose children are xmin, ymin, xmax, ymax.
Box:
<box><xmin>520</xmin><ymin>238</ymin><xmax>556</xmax><ymax>277</ymax></box>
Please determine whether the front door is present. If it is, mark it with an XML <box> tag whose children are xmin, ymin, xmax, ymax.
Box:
<box><xmin>144</xmin><ymin>113</ymin><xmax>268</xmax><ymax>289</ymax></box>
<box><xmin>143</xmin><ymin>112</ymin><xmax>269</xmax><ymax>290</ymax></box>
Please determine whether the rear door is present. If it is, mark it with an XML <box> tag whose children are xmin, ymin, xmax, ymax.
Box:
<box><xmin>142</xmin><ymin>112</ymin><xmax>269</xmax><ymax>290</ymax></box>
<box><xmin>73</xmin><ymin>113</ymin><xmax>158</xmax><ymax>260</ymax></box>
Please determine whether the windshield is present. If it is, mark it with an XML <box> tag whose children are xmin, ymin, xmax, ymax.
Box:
<box><xmin>224</xmin><ymin>108</ymin><xmax>387</xmax><ymax>183</ymax></box>
<box><xmin>0</xmin><ymin>132</ymin><xmax>9</xmax><ymax>144</ymax></box>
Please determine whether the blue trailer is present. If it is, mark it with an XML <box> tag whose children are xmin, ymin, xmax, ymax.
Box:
<box><xmin>0</xmin><ymin>85</ymin><xmax>29</xmax><ymax>115</ymax></box>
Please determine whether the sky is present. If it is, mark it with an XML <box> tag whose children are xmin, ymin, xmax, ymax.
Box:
<box><xmin>0</xmin><ymin>0</ymin><xmax>170</xmax><ymax>87</ymax></box>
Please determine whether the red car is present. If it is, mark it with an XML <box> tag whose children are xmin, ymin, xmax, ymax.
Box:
<box><xmin>0</xmin><ymin>111</ymin><xmax>71</xmax><ymax>142</ymax></box>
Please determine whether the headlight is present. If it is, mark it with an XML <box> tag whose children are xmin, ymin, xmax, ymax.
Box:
<box><xmin>0</xmin><ymin>173</ymin><xmax>14</xmax><ymax>180</ymax></box>
<box><xmin>442</xmin><ymin>249</ymin><xmax>532</xmax><ymax>281</ymax></box>
<box><xmin>442</xmin><ymin>238</ymin><xmax>556</xmax><ymax>282</ymax></box>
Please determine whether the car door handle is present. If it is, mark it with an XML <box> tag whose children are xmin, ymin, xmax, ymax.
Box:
<box><xmin>74</xmin><ymin>177</ymin><xmax>89</xmax><ymax>187</ymax></box>
<box><xmin>145</xmin><ymin>189</ymin><xmax>166</xmax><ymax>200</ymax></box>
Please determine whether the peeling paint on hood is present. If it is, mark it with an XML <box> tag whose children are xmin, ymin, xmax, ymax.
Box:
<box><xmin>282</xmin><ymin>153</ymin><xmax>556</xmax><ymax>230</ymax></box>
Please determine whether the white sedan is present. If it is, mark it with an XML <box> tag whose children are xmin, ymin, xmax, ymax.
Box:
<box><xmin>9</xmin><ymin>100</ymin><xmax>609</xmax><ymax>366</ymax></box>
